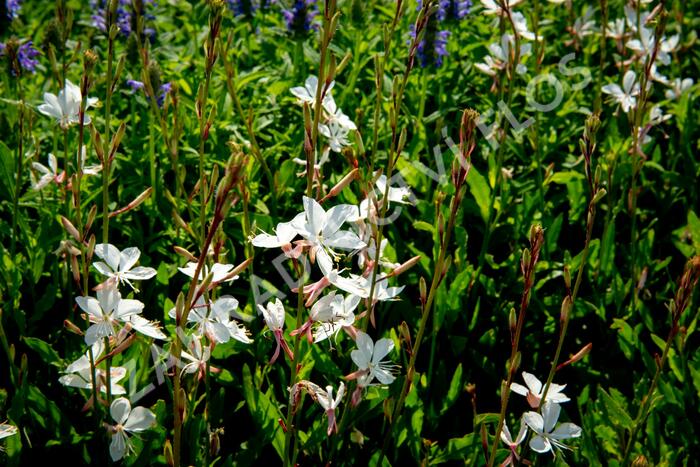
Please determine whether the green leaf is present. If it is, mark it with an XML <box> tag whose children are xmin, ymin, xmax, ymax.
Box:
<box><xmin>598</xmin><ymin>387</ymin><xmax>633</xmax><ymax>430</ymax></box>
<box><xmin>440</xmin><ymin>363</ymin><xmax>463</xmax><ymax>416</ymax></box>
<box><xmin>0</xmin><ymin>140</ymin><xmax>16</xmax><ymax>200</ymax></box>
<box><xmin>466</xmin><ymin>167</ymin><xmax>491</xmax><ymax>223</ymax></box>
<box><xmin>23</xmin><ymin>337</ymin><xmax>62</xmax><ymax>367</ymax></box>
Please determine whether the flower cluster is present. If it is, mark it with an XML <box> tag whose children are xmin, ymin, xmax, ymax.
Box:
<box><xmin>126</xmin><ymin>78</ymin><xmax>173</xmax><ymax>107</ymax></box>
<box><xmin>5</xmin><ymin>0</ymin><xmax>21</xmax><ymax>20</ymax></box>
<box><xmin>228</xmin><ymin>0</ymin><xmax>272</xmax><ymax>18</ymax></box>
<box><xmin>475</xmin><ymin>0</ymin><xmax>534</xmax><ymax>77</ymax></box>
<box><xmin>90</xmin><ymin>0</ymin><xmax>156</xmax><ymax>39</ymax></box>
<box><xmin>58</xmin><ymin>244</ymin><xmax>162</xmax><ymax>460</ymax></box>
<box><xmin>500</xmin><ymin>372</ymin><xmax>581</xmax><ymax>464</ymax></box>
<box><xmin>290</xmin><ymin>75</ymin><xmax>357</xmax><ymax>154</ymax></box>
<box><xmin>0</xmin><ymin>38</ymin><xmax>40</xmax><ymax>75</ymax></box>
<box><xmin>281</xmin><ymin>0</ymin><xmax>318</xmax><ymax>36</ymax></box>
<box><xmin>413</xmin><ymin>0</ymin><xmax>472</xmax><ymax>68</ymax></box>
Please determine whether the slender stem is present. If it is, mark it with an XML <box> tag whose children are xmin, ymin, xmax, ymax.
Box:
<box><xmin>102</xmin><ymin>21</ymin><xmax>115</xmax><ymax>244</ymax></box>
<box><xmin>11</xmin><ymin>86</ymin><xmax>24</xmax><ymax>257</ymax></box>
<box><xmin>283</xmin><ymin>261</ymin><xmax>306</xmax><ymax>467</ymax></box>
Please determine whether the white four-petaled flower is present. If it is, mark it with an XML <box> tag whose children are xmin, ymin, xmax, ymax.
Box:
<box><xmin>108</xmin><ymin>397</ymin><xmax>156</xmax><ymax>461</ymax></box>
<box><xmin>350</xmin><ymin>331</ymin><xmax>398</xmax><ymax>387</ymax></box>
<box><xmin>93</xmin><ymin>243</ymin><xmax>157</xmax><ymax>291</ymax></box>
<box><xmin>38</xmin><ymin>79</ymin><xmax>98</xmax><ymax>129</ymax></box>
<box><xmin>602</xmin><ymin>70</ymin><xmax>639</xmax><ymax>113</ymax></box>
<box><xmin>75</xmin><ymin>286</ymin><xmax>145</xmax><ymax>345</ymax></box>
<box><xmin>523</xmin><ymin>402</ymin><xmax>581</xmax><ymax>457</ymax></box>
<box><xmin>511</xmin><ymin>371</ymin><xmax>569</xmax><ymax>409</ymax></box>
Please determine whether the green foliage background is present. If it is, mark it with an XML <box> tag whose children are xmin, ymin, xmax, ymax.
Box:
<box><xmin>1</xmin><ymin>0</ymin><xmax>699</xmax><ymax>465</ymax></box>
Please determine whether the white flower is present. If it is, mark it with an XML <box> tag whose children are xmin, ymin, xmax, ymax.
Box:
<box><xmin>665</xmin><ymin>78</ymin><xmax>694</xmax><ymax>100</ymax></box>
<box><xmin>510</xmin><ymin>371</ymin><xmax>569</xmax><ymax>408</ymax></box>
<box><xmin>108</xmin><ymin>398</ymin><xmax>156</xmax><ymax>461</ymax></box>
<box><xmin>293</xmin><ymin>147</ymin><xmax>331</xmax><ymax>171</ymax></box>
<box><xmin>292</xmin><ymin>197</ymin><xmax>366</xmax><ymax>275</ymax></box>
<box><xmin>626</xmin><ymin>27</ymin><xmax>678</xmax><ymax>66</ymax></box>
<box><xmin>510</xmin><ymin>12</ymin><xmax>536</xmax><ymax>41</ymax></box>
<box><xmin>323</xmin><ymin>95</ymin><xmax>357</xmax><ymax>131</ymax></box>
<box><xmin>93</xmin><ymin>244</ymin><xmax>157</xmax><ymax>291</ymax></box>
<box><xmin>180</xmin><ymin>338</ymin><xmax>211</xmax><ymax>378</ymax></box>
<box><xmin>290</xmin><ymin>75</ymin><xmax>334</xmax><ymax>107</ymax></box>
<box><xmin>350</xmin><ymin>331</ymin><xmax>398</xmax><ymax>387</ymax></box>
<box><xmin>178</xmin><ymin>262</ymin><xmax>237</xmax><ymax>283</ymax></box>
<box><xmin>315</xmin><ymin>382</ymin><xmax>345</xmax><ymax>436</ymax></box>
<box><xmin>501</xmin><ymin>419</ymin><xmax>527</xmax><ymax>466</ymax></box>
<box><xmin>169</xmin><ymin>296</ymin><xmax>251</xmax><ymax>344</ymax></box>
<box><xmin>475</xmin><ymin>35</ymin><xmax>531</xmax><ymax>77</ymax></box>
<box><xmin>80</xmin><ymin>146</ymin><xmax>102</xmax><ymax>176</ymax></box>
<box><xmin>319</xmin><ymin>122</ymin><xmax>350</xmax><ymax>152</ymax></box>
<box><xmin>76</xmin><ymin>286</ymin><xmax>145</xmax><ymax>345</ymax></box>
<box><xmin>292</xmin><ymin>291</ymin><xmax>359</xmax><ymax>343</ymax></box>
<box><xmin>523</xmin><ymin>402</ymin><xmax>581</xmax><ymax>457</ymax></box>
<box><xmin>251</xmin><ymin>219</ymin><xmax>301</xmax><ymax>249</ymax></box>
<box><xmin>375</xmin><ymin>174</ymin><xmax>415</xmax><ymax>205</ymax></box>
<box><xmin>38</xmin><ymin>79</ymin><xmax>98</xmax><ymax>129</ymax></box>
<box><xmin>602</xmin><ymin>70</ymin><xmax>639</xmax><ymax>113</ymax></box>
<box><xmin>258</xmin><ymin>298</ymin><xmax>293</xmax><ymax>363</ymax></box>
<box><xmin>59</xmin><ymin>342</ymin><xmax>128</xmax><ymax>395</ymax></box>
<box><xmin>31</xmin><ymin>153</ymin><xmax>64</xmax><ymax>190</ymax></box>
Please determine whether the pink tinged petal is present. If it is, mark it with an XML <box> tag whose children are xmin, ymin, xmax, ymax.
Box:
<box><xmin>110</xmin><ymin>397</ymin><xmax>132</xmax><ymax>425</ymax></box>
<box><xmin>124</xmin><ymin>407</ymin><xmax>156</xmax><ymax>432</ymax></box>
<box><xmin>323</xmin><ymin>205</ymin><xmax>356</xmax><ymax>236</ymax></box>
<box><xmin>119</xmin><ymin>247</ymin><xmax>141</xmax><ymax>272</ymax></box>
<box><xmin>109</xmin><ymin>431</ymin><xmax>129</xmax><ymax>461</ymax></box>
<box><xmin>515</xmin><ymin>421</ymin><xmax>528</xmax><ymax>444</ymax></box>
<box><xmin>303</xmin><ymin>196</ymin><xmax>327</xmax><ymax>236</ymax></box>
<box><xmin>75</xmin><ymin>296</ymin><xmax>102</xmax><ymax>320</ymax></box>
<box><xmin>550</xmin><ymin>422</ymin><xmax>581</xmax><ymax>440</ymax></box>
<box><xmin>529</xmin><ymin>434</ymin><xmax>551</xmax><ymax>453</ymax></box>
<box><xmin>95</xmin><ymin>243</ymin><xmax>121</xmax><ymax>271</ymax></box>
<box><xmin>48</xmin><ymin>153</ymin><xmax>58</xmax><ymax>174</ymax></box>
<box><xmin>124</xmin><ymin>266</ymin><xmax>156</xmax><ymax>281</ymax></box>
<box><xmin>110</xmin><ymin>366</ymin><xmax>128</xmax><ymax>384</ymax></box>
<box><xmin>324</xmin><ymin>230</ymin><xmax>366</xmax><ymax>251</ymax></box>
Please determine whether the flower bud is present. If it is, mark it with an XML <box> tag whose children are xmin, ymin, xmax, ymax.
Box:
<box><xmin>508</xmin><ymin>307</ymin><xmax>516</xmax><ymax>335</ymax></box>
<box><xmin>560</xmin><ymin>296</ymin><xmax>572</xmax><ymax>328</ymax></box>
<box><xmin>632</xmin><ymin>455</ymin><xmax>649</xmax><ymax>467</ymax></box>
<box><xmin>564</xmin><ymin>265</ymin><xmax>571</xmax><ymax>291</ymax></box>
<box><xmin>592</xmin><ymin>188</ymin><xmax>607</xmax><ymax>205</ymax></box>
<box><xmin>419</xmin><ymin>277</ymin><xmax>427</xmax><ymax>304</ymax></box>
<box><xmin>164</xmin><ymin>439</ymin><xmax>174</xmax><ymax>467</ymax></box>
<box><xmin>61</xmin><ymin>216</ymin><xmax>81</xmax><ymax>242</ymax></box>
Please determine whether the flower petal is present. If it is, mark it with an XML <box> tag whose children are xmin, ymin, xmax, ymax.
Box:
<box><xmin>124</xmin><ymin>407</ymin><xmax>156</xmax><ymax>432</ymax></box>
<box><xmin>110</xmin><ymin>397</ymin><xmax>131</xmax><ymax>425</ymax></box>
<box><xmin>94</xmin><ymin>243</ymin><xmax>121</xmax><ymax>272</ymax></box>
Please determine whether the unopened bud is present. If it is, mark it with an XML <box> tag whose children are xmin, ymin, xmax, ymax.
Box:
<box><xmin>323</xmin><ymin>168</ymin><xmax>358</xmax><ymax>201</ymax></box>
<box><xmin>83</xmin><ymin>49</ymin><xmax>98</xmax><ymax>71</ymax></box>
<box><xmin>61</xmin><ymin>216</ymin><xmax>81</xmax><ymax>242</ymax></box>
<box><xmin>164</xmin><ymin>439</ymin><xmax>174</xmax><ymax>467</ymax></box>
<box><xmin>64</xmin><ymin>319</ymin><xmax>83</xmax><ymax>336</ymax></box>
<box><xmin>209</xmin><ymin>429</ymin><xmax>221</xmax><ymax>457</ymax></box>
<box><xmin>560</xmin><ymin>296</ymin><xmax>573</xmax><ymax>328</ymax></box>
<box><xmin>419</xmin><ymin>277</ymin><xmax>427</xmax><ymax>304</ymax></box>
<box><xmin>521</xmin><ymin>248</ymin><xmax>531</xmax><ymax>273</ymax></box>
<box><xmin>508</xmin><ymin>307</ymin><xmax>517</xmax><ymax>334</ymax></box>
<box><xmin>529</xmin><ymin>224</ymin><xmax>544</xmax><ymax>247</ymax></box>
<box><xmin>390</xmin><ymin>255</ymin><xmax>421</xmax><ymax>277</ymax></box>
<box><xmin>592</xmin><ymin>188</ymin><xmax>607</xmax><ymax>205</ymax></box>
<box><xmin>174</xmin><ymin>246</ymin><xmax>198</xmax><ymax>262</ymax></box>
<box><xmin>398</xmin><ymin>321</ymin><xmax>412</xmax><ymax>354</ymax></box>
<box><xmin>510</xmin><ymin>352</ymin><xmax>521</xmax><ymax>375</ymax></box>
<box><xmin>564</xmin><ymin>265</ymin><xmax>571</xmax><ymax>291</ymax></box>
